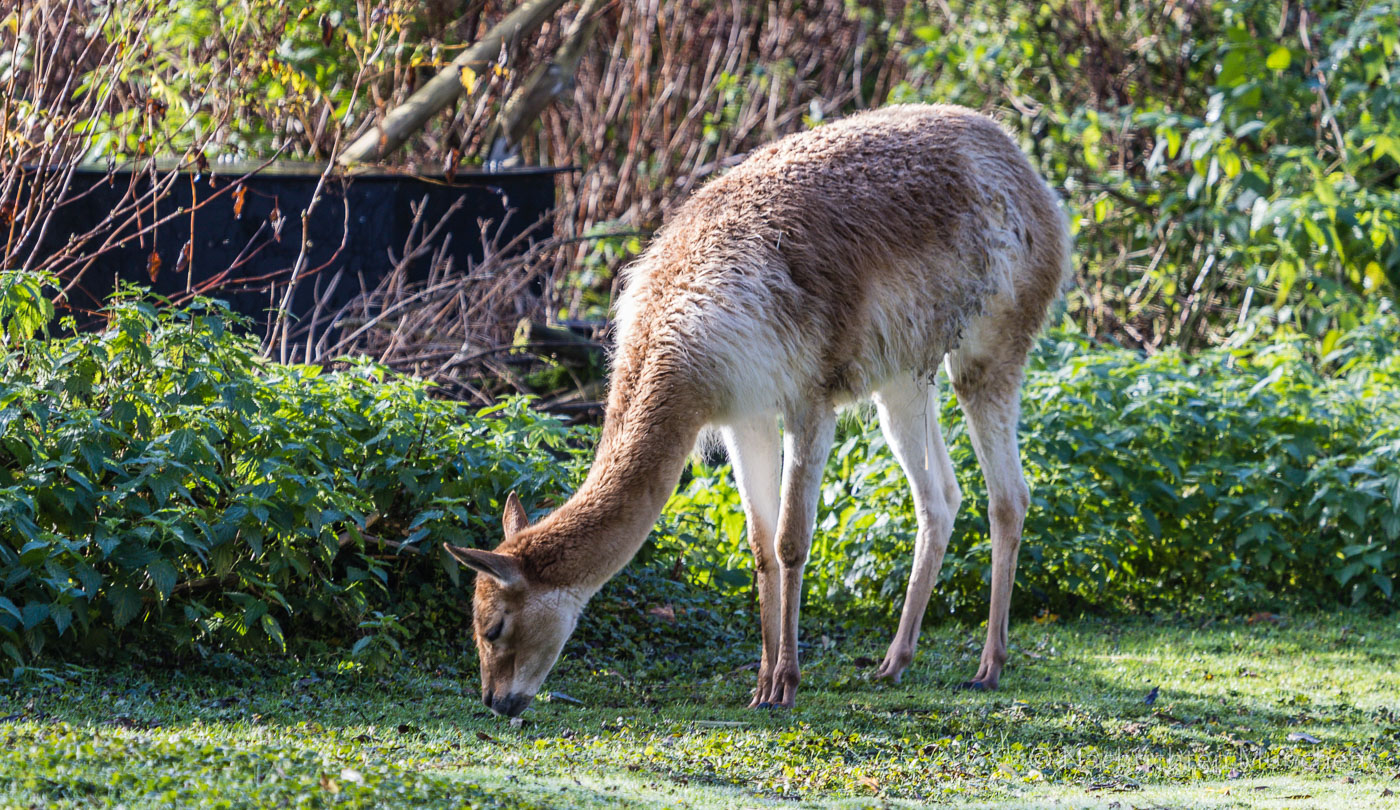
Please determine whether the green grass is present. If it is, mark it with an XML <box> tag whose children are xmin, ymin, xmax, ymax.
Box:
<box><xmin>3</xmin><ymin>614</ymin><xmax>1399</xmax><ymax>808</ymax></box>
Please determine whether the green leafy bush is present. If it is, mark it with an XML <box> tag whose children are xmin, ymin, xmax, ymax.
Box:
<box><xmin>0</xmin><ymin>287</ymin><xmax>587</xmax><ymax>665</ymax></box>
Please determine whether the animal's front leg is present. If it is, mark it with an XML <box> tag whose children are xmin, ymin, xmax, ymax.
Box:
<box><xmin>751</xmin><ymin>568</ymin><xmax>782</xmax><ymax>707</ymax></box>
<box><xmin>747</xmin><ymin>524</ymin><xmax>782</xmax><ymax>707</ymax></box>
<box><xmin>767</xmin><ymin>405</ymin><xmax>836</xmax><ymax>708</ymax></box>
<box><xmin>720</xmin><ymin>418</ymin><xmax>783</xmax><ymax>708</ymax></box>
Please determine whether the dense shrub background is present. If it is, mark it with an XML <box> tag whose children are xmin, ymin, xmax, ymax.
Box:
<box><xmin>2</xmin><ymin>280</ymin><xmax>1395</xmax><ymax>672</ymax></box>
<box><xmin>891</xmin><ymin>0</ymin><xmax>1400</xmax><ymax>350</ymax></box>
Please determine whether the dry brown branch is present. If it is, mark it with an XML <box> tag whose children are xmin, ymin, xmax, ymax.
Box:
<box><xmin>338</xmin><ymin>0</ymin><xmax>570</xmax><ymax>165</ymax></box>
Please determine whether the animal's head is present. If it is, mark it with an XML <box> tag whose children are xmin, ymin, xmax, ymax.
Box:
<box><xmin>446</xmin><ymin>493</ymin><xmax>585</xmax><ymax>717</ymax></box>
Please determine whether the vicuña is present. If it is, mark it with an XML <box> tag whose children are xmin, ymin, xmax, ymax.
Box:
<box><xmin>448</xmin><ymin>103</ymin><xmax>1072</xmax><ymax>716</ymax></box>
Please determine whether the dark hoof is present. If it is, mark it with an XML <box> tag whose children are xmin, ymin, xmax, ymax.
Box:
<box><xmin>757</xmin><ymin>701</ymin><xmax>773</xmax><ymax>709</ymax></box>
<box><xmin>957</xmin><ymin>680</ymin><xmax>988</xmax><ymax>691</ymax></box>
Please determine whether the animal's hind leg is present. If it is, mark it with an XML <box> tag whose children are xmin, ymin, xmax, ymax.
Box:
<box><xmin>872</xmin><ymin>374</ymin><xmax>960</xmax><ymax>684</ymax></box>
<box><xmin>949</xmin><ymin>322</ymin><xmax>1033</xmax><ymax>691</ymax></box>
<box><xmin>720</xmin><ymin>416</ymin><xmax>782</xmax><ymax>708</ymax></box>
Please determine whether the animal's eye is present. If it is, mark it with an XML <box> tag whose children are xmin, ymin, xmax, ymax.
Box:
<box><xmin>485</xmin><ymin>619</ymin><xmax>504</xmax><ymax>642</ymax></box>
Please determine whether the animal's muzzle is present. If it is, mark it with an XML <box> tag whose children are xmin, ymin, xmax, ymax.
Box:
<box><xmin>482</xmin><ymin>689</ymin><xmax>531</xmax><ymax>717</ymax></box>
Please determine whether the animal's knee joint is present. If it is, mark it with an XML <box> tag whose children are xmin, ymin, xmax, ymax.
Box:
<box><xmin>747</xmin><ymin>525</ymin><xmax>775</xmax><ymax>560</ymax></box>
<box><xmin>944</xmin><ymin>483</ymin><xmax>963</xmax><ymax>515</ymax></box>
<box><xmin>917</xmin><ymin>505</ymin><xmax>954</xmax><ymax>543</ymax></box>
<box><xmin>776</xmin><ymin>538</ymin><xmax>809</xmax><ymax>568</ymax></box>
<box><xmin>990</xmin><ymin>482</ymin><xmax>1030</xmax><ymax>527</ymax></box>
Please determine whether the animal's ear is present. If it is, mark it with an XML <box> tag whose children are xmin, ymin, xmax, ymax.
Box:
<box><xmin>502</xmin><ymin>491</ymin><xmax>530</xmax><ymax>538</ymax></box>
<box><xmin>445</xmin><ymin>546</ymin><xmax>524</xmax><ymax>590</ymax></box>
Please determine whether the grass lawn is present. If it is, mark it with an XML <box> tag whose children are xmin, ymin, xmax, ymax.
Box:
<box><xmin>2</xmin><ymin>613</ymin><xmax>1398</xmax><ymax>808</ymax></box>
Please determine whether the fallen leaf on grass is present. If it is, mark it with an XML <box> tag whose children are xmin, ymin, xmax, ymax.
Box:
<box><xmin>648</xmin><ymin>604</ymin><xmax>675</xmax><ymax>622</ymax></box>
<box><xmin>1087</xmin><ymin>780</ymin><xmax>1142</xmax><ymax>793</ymax></box>
<box><xmin>548</xmin><ymin>691</ymin><xmax>584</xmax><ymax>705</ymax></box>
<box><xmin>858</xmin><ymin>774</ymin><xmax>881</xmax><ymax>790</ymax></box>
<box><xmin>1247</xmin><ymin>612</ymin><xmax>1284</xmax><ymax>625</ymax></box>
<box><xmin>475</xmin><ymin>731</ymin><xmax>496</xmax><ymax>742</ymax></box>
<box><xmin>852</xmin><ymin>656</ymin><xmax>876</xmax><ymax>668</ymax></box>
<box><xmin>110</xmin><ymin>715</ymin><xmax>161</xmax><ymax>730</ymax></box>
<box><xmin>1287</xmin><ymin>732</ymin><xmax>1321</xmax><ymax>744</ymax></box>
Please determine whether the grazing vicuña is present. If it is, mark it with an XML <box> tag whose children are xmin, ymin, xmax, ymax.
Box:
<box><xmin>448</xmin><ymin>103</ymin><xmax>1072</xmax><ymax>716</ymax></box>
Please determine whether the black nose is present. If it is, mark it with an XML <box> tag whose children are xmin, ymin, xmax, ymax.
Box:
<box><xmin>490</xmin><ymin>693</ymin><xmax>531</xmax><ymax>717</ymax></box>
<box><xmin>482</xmin><ymin>689</ymin><xmax>493</xmax><ymax>709</ymax></box>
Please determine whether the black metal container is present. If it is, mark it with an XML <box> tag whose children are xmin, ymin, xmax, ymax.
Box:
<box><xmin>36</xmin><ymin>162</ymin><xmax>562</xmax><ymax>340</ymax></box>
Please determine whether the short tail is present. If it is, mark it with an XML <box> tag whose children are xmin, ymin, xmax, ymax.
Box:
<box><xmin>1055</xmin><ymin>196</ymin><xmax>1076</xmax><ymax>295</ymax></box>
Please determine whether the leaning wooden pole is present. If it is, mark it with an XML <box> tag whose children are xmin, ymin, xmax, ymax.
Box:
<box><xmin>481</xmin><ymin>0</ymin><xmax>607</xmax><ymax>163</ymax></box>
<box><xmin>338</xmin><ymin>0</ymin><xmax>569</xmax><ymax>165</ymax></box>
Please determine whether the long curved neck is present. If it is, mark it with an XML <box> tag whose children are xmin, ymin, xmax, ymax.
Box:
<box><xmin>507</xmin><ymin>368</ymin><xmax>707</xmax><ymax>591</ymax></box>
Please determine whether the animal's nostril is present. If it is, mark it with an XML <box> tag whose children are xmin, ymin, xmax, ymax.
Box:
<box><xmin>497</xmin><ymin>693</ymin><xmax>530</xmax><ymax>717</ymax></box>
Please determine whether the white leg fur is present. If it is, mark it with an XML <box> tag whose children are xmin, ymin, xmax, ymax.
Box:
<box><xmin>763</xmin><ymin>404</ymin><xmax>836</xmax><ymax>708</ymax></box>
<box><xmin>871</xmin><ymin>375</ymin><xmax>960</xmax><ymax>683</ymax></box>
<box><xmin>719</xmin><ymin>417</ymin><xmax>782</xmax><ymax>708</ymax></box>
<box><xmin>949</xmin><ymin>319</ymin><xmax>1032</xmax><ymax>690</ymax></box>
